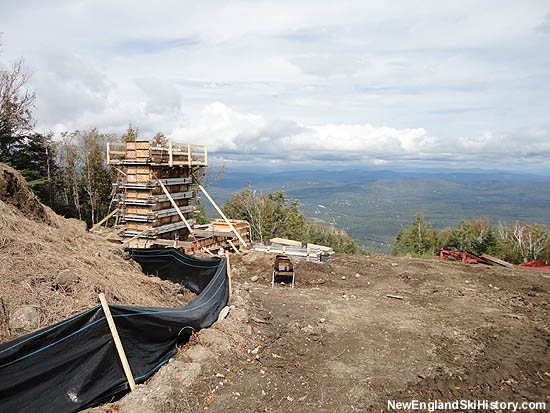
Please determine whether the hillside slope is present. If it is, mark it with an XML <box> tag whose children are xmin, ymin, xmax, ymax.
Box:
<box><xmin>0</xmin><ymin>164</ymin><xmax>189</xmax><ymax>344</ymax></box>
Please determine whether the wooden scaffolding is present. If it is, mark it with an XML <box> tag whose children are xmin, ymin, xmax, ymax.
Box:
<box><xmin>107</xmin><ymin>140</ymin><xmax>206</xmax><ymax>248</ymax></box>
<box><xmin>104</xmin><ymin>140</ymin><xmax>249</xmax><ymax>253</ymax></box>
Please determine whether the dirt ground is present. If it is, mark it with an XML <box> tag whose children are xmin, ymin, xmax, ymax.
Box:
<box><xmin>0</xmin><ymin>164</ymin><xmax>191</xmax><ymax>344</ymax></box>
<box><xmin>93</xmin><ymin>251</ymin><xmax>550</xmax><ymax>412</ymax></box>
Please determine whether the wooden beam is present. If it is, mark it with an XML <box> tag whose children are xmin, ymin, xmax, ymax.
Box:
<box><xmin>90</xmin><ymin>208</ymin><xmax>119</xmax><ymax>232</ymax></box>
<box><xmin>228</xmin><ymin>239</ymin><xmax>240</xmax><ymax>254</ymax></box>
<box><xmin>202</xmin><ymin>246</ymin><xmax>215</xmax><ymax>256</ymax></box>
<box><xmin>156</xmin><ymin>179</ymin><xmax>197</xmax><ymax>242</ymax></box>
<box><xmin>225</xmin><ymin>250</ymin><xmax>232</xmax><ymax>298</ymax></box>
<box><xmin>99</xmin><ymin>293</ymin><xmax>136</xmax><ymax>391</ymax></box>
<box><xmin>194</xmin><ymin>179</ymin><xmax>249</xmax><ymax>248</ymax></box>
<box><xmin>121</xmin><ymin>227</ymin><xmax>150</xmax><ymax>246</ymax></box>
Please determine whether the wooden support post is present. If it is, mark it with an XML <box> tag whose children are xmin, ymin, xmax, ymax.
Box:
<box><xmin>225</xmin><ymin>250</ymin><xmax>232</xmax><ymax>298</ymax></box>
<box><xmin>187</xmin><ymin>144</ymin><xmax>191</xmax><ymax>168</ymax></box>
<box><xmin>194</xmin><ymin>180</ymin><xmax>249</xmax><ymax>248</ymax></box>
<box><xmin>168</xmin><ymin>141</ymin><xmax>173</xmax><ymax>167</ymax></box>
<box><xmin>90</xmin><ymin>208</ymin><xmax>119</xmax><ymax>232</ymax></box>
<box><xmin>99</xmin><ymin>293</ymin><xmax>136</xmax><ymax>391</ymax></box>
<box><xmin>228</xmin><ymin>239</ymin><xmax>240</xmax><ymax>254</ymax></box>
<box><xmin>157</xmin><ymin>179</ymin><xmax>197</xmax><ymax>242</ymax></box>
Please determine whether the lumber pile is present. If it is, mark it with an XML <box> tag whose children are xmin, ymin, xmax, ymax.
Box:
<box><xmin>252</xmin><ymin>238</ymin><xmax>334</xmax><ymax>262</ymax></box>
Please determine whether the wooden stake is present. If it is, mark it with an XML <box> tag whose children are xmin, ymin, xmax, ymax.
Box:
<box><xmin>156</xmin><ymin>179</ymin><xmax>197</xmax><ymax>243</ymax></box>
<box><xmin>90</xmin><ymin>208</ymin><xmax>119</xmax><ymax>232</ymax></box>
<box><xmin>225</xmin><ymin>250</ymin><xmax>232</xmax><ymax>298</ymax></box>
<box><xmin>193</xmin><ymin>179</ymin><xmax>248</xmax><ymax>248</ymax></box>
<box><xmin>99</xmin><ymin>293</ymin><xmax>136</xmax><ymax>391</ymax></box>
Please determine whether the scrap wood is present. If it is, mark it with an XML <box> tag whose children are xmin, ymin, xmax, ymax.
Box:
<box><xmin>386</xmin><ymin>294</ymin><xmax>404</xmax><ymax>300</ymax></box>
<box><xmin>481</xmin><ymin>253</ymin><xmax>513</xmax><ymax>267</ymax></box>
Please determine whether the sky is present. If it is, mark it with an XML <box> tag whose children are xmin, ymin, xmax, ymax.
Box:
<box><xmin>1</xmin><ymin>1</ymin><xmax>549</xmax><ymax>169</ymax></box>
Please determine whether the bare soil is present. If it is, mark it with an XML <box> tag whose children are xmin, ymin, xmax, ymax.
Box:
<box><xmin>95</xmin><ymin>251</ymin><xmax>550</xmax><ymax>412</ymax></box>
<box><xmin>0</xmin><ymin>164</ymin><xmax>193</xmax><ymax>344</ymax></box>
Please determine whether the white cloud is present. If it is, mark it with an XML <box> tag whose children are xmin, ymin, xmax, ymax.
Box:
<box><xmin>0</xmin><ymin>1</ymin><xmax>549</xmax><ymax>168</ymax></box>
<box><xmin>169</xmin><ymin>102</ymin><xmax>550</xmax><ymax>167</ymax></box>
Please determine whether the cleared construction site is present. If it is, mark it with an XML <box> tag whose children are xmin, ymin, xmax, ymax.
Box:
<box><xmin>0</xmin><ymin>145</ymin><xmax>549</xmax><ymax>412</ymax></box>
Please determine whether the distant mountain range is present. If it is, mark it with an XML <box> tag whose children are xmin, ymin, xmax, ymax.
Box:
<box><xmin>205</xmin><ymin>165</ymin><xmax>550</xmax><ymax>253</ymax></box>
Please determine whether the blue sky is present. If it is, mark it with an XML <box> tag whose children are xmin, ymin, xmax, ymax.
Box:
<box><xmin>1</xmin><ymin>1</ymin><xmax>549</xmax><ymax>169</ymax></box>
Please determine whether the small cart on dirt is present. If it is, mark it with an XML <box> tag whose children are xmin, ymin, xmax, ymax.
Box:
<box><xmin>272</xmin><ymin>254</ymin><xmax>295</xmax><ymax>288</ymax></box>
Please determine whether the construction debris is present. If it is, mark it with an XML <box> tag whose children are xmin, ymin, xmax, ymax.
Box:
<box><xmin>439</xmin><ymin>248</ymin><xmax>492</xmax><ymax>265</ymax></box>
<box><xmin>440</xmin><ymin>248</ymin><xmax>549</xmax><ymax>271</ymax></box>
<box><xmin>517</xmin><ymin>259</ymin><xmax>550</xmax><ymax>270</ymax></box>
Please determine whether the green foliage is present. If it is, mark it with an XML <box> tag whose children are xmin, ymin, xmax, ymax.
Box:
<box><xmin>393</xmin><ymin>213</ymin><xmax>550</xmax><ymax>264</ymax></box>
<box><xmin>192</xmin><ymin>207</ymin><xmax>211</xmax><ymax>225</ymax></box>
<box><xmin>3</xmin><ymin>132</ymin><xmax>57</xmax><ymax>207</ymax></box>
<box><xmin>392</xmin><ymin>212</ymin><xmax>439</xmax><ymax>257</ymax></box>
<box><xmin>222</xmin><ymin>187</ymin><xmax>366</xmax><ymax>254</ymax></box>
<box><xmin>120</xmin><ymin>123</ymin><xmax>139</xmax><ymax>142</ymax></box>
<box><xmin>44</xmin><ymin>127</ymin><xmax>116</xmax><ymax>226</ymax></box>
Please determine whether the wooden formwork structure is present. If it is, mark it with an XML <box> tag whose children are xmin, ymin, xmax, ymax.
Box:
<box><xmin>107</xmin><ymin>140</ymin><xmax>206</xmax><ymax>248</ymax></box>
<box><xmin>104</xmin><ymin>140</ymin><xmax>249</xmax><ymax>252</ymax></box>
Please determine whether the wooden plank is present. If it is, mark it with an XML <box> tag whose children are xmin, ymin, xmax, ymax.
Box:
<box><xmin>121</xmin><ymin>227</ymin><xmax>151</xmax><ymax>246</ymax></box>
<box><xmin>228</xmin><ymin>239</ymin><xmax>240</xmax><ymax>254</ymax></box>
<box><xmin>157</xmin><ymin>179</ymin><xmax>197</xmax><ymax>242</ymax></box>
<box><xmin>386</xmin><ymin>294</ymin><xmax>404</xmax><ymax>300</ymax></box>
<box><xmin>481</xmin><ymin>253</ymin><xmax>514</xmax><ymax>267</ymax></box>
<box><xmin>269</xmin><ymin>237</ymin><xmax>302</xmax><ymax>247</ymax></box>
<box><xmin>225</xmin><ymin>250</ymin><xmax>232</xmax><ymax>298</ymax></box>
<box><xmin>194</xmin><ymin>180</ymin><xmax>249</xmax><ymax>248</ymax></box>
<box><xmin>202</xmin><ymin>247</ymin><xmax>215</xmax><ymax>256</ymax></box>
<box><xmin>151</xmin><ymin>238</ymin><xmax>193</xmax><ymax>248</ymax></box>
<box><xmin>99</xmin><ymin>293</ymin><xmax>136</xmax><ymax>391</ymax></box>
<box><xmin>90</xmin><ymin>208</ymin><xmax>119</xmax><ymax>232</ymax></box>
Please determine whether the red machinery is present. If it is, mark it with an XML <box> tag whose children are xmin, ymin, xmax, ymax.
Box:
<box><xmin>517</xmin><ymin>259</ymin><xmax>550</xmax><ymax>270</ymax></box>
<box><xmin>439</xmin><ymin>249</ymin><xmax>492</xmax><ymax>265</ymax></box>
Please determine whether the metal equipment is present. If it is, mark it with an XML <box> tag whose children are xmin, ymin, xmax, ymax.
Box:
<box><xmin>272</xmin><ymin>254</ymin><xmax>295</xmax><ymax>288</ymax></box>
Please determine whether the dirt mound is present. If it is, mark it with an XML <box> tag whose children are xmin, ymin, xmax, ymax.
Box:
<box><xmin>0</xmin><ymin>166</ymin><xmax>193</xmax><ymax>344</ymax></box>
<box><xmin>0</xmin><ymin>163</ymin><xmax>51</xmax><ymax>224</ymax></box>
